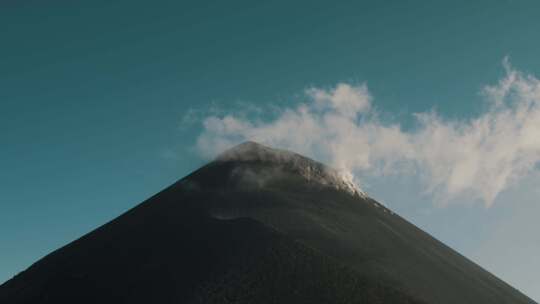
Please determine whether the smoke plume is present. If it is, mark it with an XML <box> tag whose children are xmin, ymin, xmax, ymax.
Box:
<box><xmin>194</xmin><ymin>60</ymin><xmax>540</xmax><ymax>207</ymax></box>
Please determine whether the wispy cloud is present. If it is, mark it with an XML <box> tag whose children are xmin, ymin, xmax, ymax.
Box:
<box><xmin>194</xmin><ymin>60</ymin><xmax>540</xmax><ymax>207</ymax></box>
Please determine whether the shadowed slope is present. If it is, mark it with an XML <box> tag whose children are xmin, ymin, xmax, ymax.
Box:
<box><xmin>0</xmin><ymin>173</ymin><xmax>424</xmax><ymax>304</ymax></box>
<box><xmin>0</xmin><ymin>142</ymin><xmax>536</xmax><ymax>304</ymax></box>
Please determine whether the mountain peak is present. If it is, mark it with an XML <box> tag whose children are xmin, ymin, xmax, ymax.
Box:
<box><xmin>216</xmin><ymin>141</ymin><xmax>296</xmax><ymax>163</ymax></box>
<box><xmin>215</xmin><ymin>141</ymin><xmax>366</xmax><ymax>197</ymax></box>
<box><xmin>216</xmin><ymin>141</ymin><xmax>275</xmax><ymax>161</ymax></box>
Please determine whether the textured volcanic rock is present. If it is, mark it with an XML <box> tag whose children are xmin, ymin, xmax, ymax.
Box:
<box><xmin>0</xmin><ymin>142</ymin><xmax>535</xmax><ymax>304</ymax></box>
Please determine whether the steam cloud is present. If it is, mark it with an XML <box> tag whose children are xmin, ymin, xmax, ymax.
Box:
<box><xmin>195</xmin><ymin>60</ymin><xmax>540</xmax><ymax>207</ymax></box>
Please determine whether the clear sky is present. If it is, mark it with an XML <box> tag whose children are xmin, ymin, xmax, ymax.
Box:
<box><xmin>1</xmin><ymin>0</ymin><xmax>540</xmax><ymax>301</ymax></box>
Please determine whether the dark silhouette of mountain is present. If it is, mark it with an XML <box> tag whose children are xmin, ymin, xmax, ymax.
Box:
<box><xmin>0</xmin><ymin>142</ymin><xmax>536</xmax><ymax>304</ymax></box>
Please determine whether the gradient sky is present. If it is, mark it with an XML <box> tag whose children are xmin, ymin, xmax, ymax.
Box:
<box><xmin>1</xmin><ymin>0</ymin><xmax>540</xmax><ymax>301</ymax></box>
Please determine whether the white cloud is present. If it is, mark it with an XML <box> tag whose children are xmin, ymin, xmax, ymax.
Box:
<box><xmin>194</xmin><ymin>61</ymin><xmax>540</xmax><ymax>207</ymax></box>
<box><xmin>307</xmin><ymin>83</ymin><xmax>371</xmax><ymax>117</ymax></box>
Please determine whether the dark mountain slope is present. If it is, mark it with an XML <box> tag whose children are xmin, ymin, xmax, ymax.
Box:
<box><xmin>0</xmin><ymin>141</ymin><xmax>535</xmax><ymax>304</ymax></box>
<box><xmin>183</xmin><ymin>142</ymin><xmax>535</xmax><ymax>304</ymax></box>
<box><xmin>0</xmin><ymin>170</ymin><xmax>423</xmax><ymax>304</ymax></box>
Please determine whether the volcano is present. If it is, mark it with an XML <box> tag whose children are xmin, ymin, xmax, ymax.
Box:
<box><xmin>0</xmin><ymin>142</ymin><xmax>535</xmax><ymax>304</ymax></box>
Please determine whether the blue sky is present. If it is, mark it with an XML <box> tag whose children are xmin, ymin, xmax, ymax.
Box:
<box><xmin>1</xmin><ymin>0</ymin><xmax>540</xmax><ymax>301</ymax></box>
